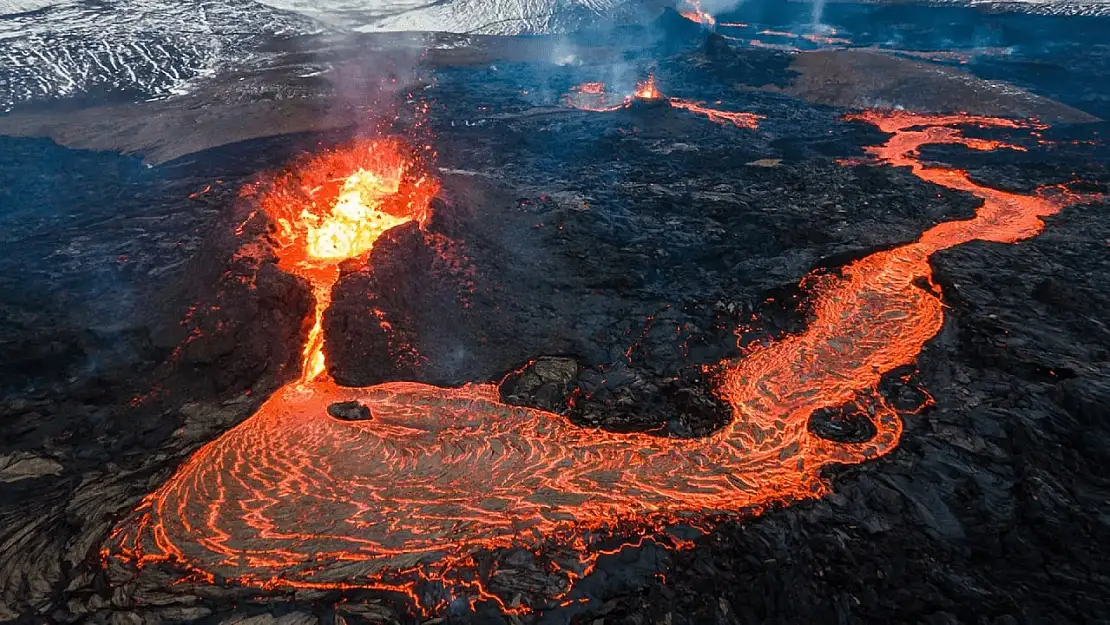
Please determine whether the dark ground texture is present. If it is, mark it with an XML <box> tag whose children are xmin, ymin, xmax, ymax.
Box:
<box><xmin>2</xmin><ymin>6</ymin><xmax>1110</xmax><ymax>625</ymax></box>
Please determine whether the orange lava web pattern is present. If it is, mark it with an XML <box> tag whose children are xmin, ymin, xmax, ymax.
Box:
<box><xmin>105</xmin><ymin>111</ymin><xmax>1088</xmax><ymax>612</ymax></box>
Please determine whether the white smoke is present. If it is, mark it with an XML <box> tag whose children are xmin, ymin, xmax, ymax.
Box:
<box><xmin>810</xmin><ymin>0</ymin><xmax>828</xmax><ymax>29</ymax></box>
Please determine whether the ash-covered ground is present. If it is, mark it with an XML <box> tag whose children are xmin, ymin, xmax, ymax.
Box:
<box><xmin>2</xmin><ymin>6</ymin><xmax>1110</xmax><ymax>625</ymax></box>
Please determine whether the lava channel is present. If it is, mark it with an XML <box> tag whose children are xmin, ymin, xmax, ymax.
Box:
<box><xmin>564</xmin><ymin>75</ymin><xmax>765</xmax><ymax>129</ymax></box>
<box><xmin>106</xmin><ymin>111</ymin><xmax>1089</xmax><ymax>613</ymax></box>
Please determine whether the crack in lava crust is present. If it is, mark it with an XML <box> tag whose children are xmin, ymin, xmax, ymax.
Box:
<box><xmin>106</xmin><ymin>112</ymin><xmax>1088</xmax><ymax>610</ymax></box>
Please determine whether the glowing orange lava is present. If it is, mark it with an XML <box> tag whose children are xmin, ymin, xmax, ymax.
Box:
<box><xmin>254</xmin><ymin>137</ymin><xmax>438</xmax><ymax>382</ymax></box>
<box><xmin>562</xmin><ymin>81</ymin><xmax>625</xmax><ymax>112</ymax></box>
<box><xmin>633</xmin><ymin>74</ymin><xmax>663</xmax><ymax>100</ymax></box>
<box><xmin>678</xmin><ymin>0</ymin><xmax>716</xmax><ymax>26</ymax></box>
<box><xmin>565</xmin><ymin>76</ymin><xmax>764</xmax><ymax>129</ymax></box>
<box><xmin>106</xmin><ymin>111</ymin><xmax>1088</xmax><ymax>613</ymax></box>
<box><xmin>668</xmin><ymin>99</ymin><xmax>763</xmax><ymax>128</ymax></box>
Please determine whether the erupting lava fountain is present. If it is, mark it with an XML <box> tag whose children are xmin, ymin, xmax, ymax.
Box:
<box><xmin>107</xmin><ymin>113</ymin><xmax>1091</xmax><ymax>613</ymax></box>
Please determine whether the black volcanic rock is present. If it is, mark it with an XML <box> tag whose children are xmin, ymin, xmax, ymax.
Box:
<box><xmin>776</xmin><ymin>49</ymin><xmax>1102</xmax><ymax>123</ymax></box>
<box><xmin>808</xmin><ymin>404</ymin><xmax>880</xmax><ymax>444</ymax></box>
<box><xmin>627</xmin><ymin>95</ymin><xmax>671</xmax><ymax>111</ymax></box>
<box><xmin>324</xmin><ymin>222</ymin><xmax>445</xmax><ymax>386</ymax></box>
<box><xmin>500</xmin><ymin>356</ymin><xmax>580</xmax><ymax>413</ymax></box>
<box><xmin>175</xmin><ymin>261</ymin><xmax>313</xmax><ymax>393</ymax></box>
<box><xmin>703</xmin><ymin>33</ymin><xmax>732</xmax><ymax>59</ymax></box>
<box><xmin>327</xmin><ymin>401</ymin><xmax>373</xmax><ymax>421</ymax></box>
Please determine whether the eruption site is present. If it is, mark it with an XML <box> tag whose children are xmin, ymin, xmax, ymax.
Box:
<box><xmin>675</xmin><ymin>1</ymin><xmax>850</xmax><ymax>49</ymax></box>
<box><xmin>105</xmin><ymin>110</ymin><xmax>1088</xmax><ymax>614</ymax></box>
<box><xmin>564</xmin><ymin>75</ymin><xmax>765</xmax><ymax>129</ymax></box>
<box><xmin>678</xmin><ymin>0</ymin><xmax>716</xmax><ymax>27</ymax></box>
<box><xmin>249</xmin><ymin>137</ymin><xmax>438</xmax><ymax>384</ymax></box>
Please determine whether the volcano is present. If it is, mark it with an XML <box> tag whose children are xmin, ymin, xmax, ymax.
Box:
<box><xmin>566</xmin><ymin>75</ymin><xmax>765</xmax><ymax>128</ymax></box>
<box><xmin>2</xmin><ymin>5</ymin><xmax>1110</xmax><ymax>625</ymax></box>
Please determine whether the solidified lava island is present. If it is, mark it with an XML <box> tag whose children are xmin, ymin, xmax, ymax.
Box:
<box><xmin>103</xmin><ymin>108</ymin><xmax>1089</xmax><ymax>613</ymax></box>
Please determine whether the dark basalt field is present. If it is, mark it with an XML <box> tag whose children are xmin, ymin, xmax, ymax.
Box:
<box><xmin>2</xmin><ymin>4</ymin><xmax>1110</xmax><ymax>624</ymax></box>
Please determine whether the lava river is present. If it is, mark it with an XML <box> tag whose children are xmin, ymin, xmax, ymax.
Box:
<box><xmin>107</xmin><ymin>110</ymin><xmax>1087</xmax><ymax>610</ymax></box>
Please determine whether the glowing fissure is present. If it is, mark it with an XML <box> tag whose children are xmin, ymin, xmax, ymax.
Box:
<box><xmin>256</xmin><ymin>137</ymin><xmax>438</xmax><ymax>384</ymax></box>
<box><xmin>565</xmin><ymin>76</ymin><xmax>765</xmax><ymax>129</ymax></box>
<box><xmin>107</xmin><ymin>111</ymin><xmax>1084</xmax><ymax>612</ymax></box>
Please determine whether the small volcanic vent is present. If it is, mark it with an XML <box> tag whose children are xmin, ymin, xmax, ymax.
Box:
<box><xmin>562</xmin><ymin>81</ymin><xmax>624</xmax><ymax>112</ymax></box>
<box><xmin>566</xmin><ymin>75</ymin><xmax>765</xmax><ymax>129</ymax></box>
<box><xmin>633</xmin><ymin>74</ymin><xmax>663</xmax><ymax>101</ymax></box>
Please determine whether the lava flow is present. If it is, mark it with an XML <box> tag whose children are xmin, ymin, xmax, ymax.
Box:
<box><xmin>107</xmin><ymin>111</ymin><xmax>1087</xmax><ymax>612</ymax></box>
<box><xmin>757</xmin><ymin>27</ymin><xmax>852</xmax><ymax>46</ymax></box>
<box><xmin>565</xmin><ymin>75</ymin><xmax>765</xmax><ymax>129</ymax></box>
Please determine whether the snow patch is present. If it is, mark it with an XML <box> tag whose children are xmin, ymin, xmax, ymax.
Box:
<box><xmin>0</xmin><ymin>0</ymin><xmax>322</xmax><ymax>111</ymax></box>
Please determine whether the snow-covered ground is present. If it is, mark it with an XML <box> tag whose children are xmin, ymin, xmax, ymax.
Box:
<box><xmin>0</xmin><ymin>0</ymin><xmax>322</xmax><ymax>112</ymax></box>
<box><xmin>1</xmin><ymin>0</ymin><xmax>1108</xmax><ymax>113</ymax></box>
<box><xmin>255</xmin><ymin>0</ymin><xmax>627</xmax><ymax>35</ymax></box>
<box><xmin>932</xmin><ymin>0</ymin><xmax>1110</xmax><ymax>16</ymax></box>
<box><xmin>0</xmin><ymin>0</ymin><xmax>634</xmax><ymax>112</ymax></box>
<box><xmin>0</xmin><ymin>0</ymin><xmax>62</xmax><ymax>14</ymax></box>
